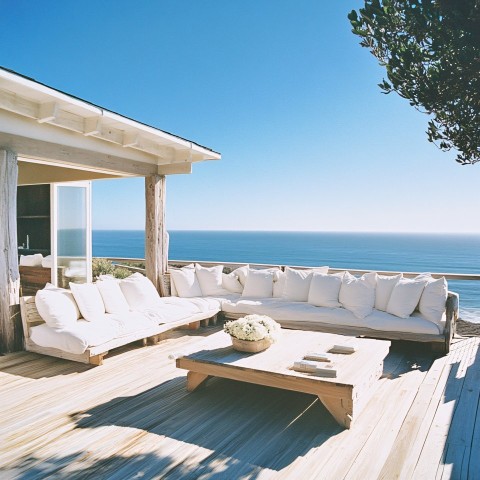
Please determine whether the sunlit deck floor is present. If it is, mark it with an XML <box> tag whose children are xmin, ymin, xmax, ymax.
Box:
<box><xmin>1</xmin><ymin>327</ymin><xmax>479</xmax><ymax>480</ymax></box>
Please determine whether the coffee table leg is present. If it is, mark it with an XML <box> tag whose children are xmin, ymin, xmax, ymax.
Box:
<box><xmin>318</xmin><ymin>394</ymin><xmax>353</xmax><ymax>429</ymax></box>
<box><xmin>186</xmin><ymin>371</ymin><xmax>210</xmax><ymax>392</ymax></box>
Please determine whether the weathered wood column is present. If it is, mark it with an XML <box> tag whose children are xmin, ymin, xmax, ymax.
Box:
<box><xmin>145</xmin><ymin>174</ymin><xmax>168</xmax><ymax>292</ymax></box>
<box><xmin>0</xmin><ymin>149</ymin><xmax>21</xmax><ymax>353</ymax></box>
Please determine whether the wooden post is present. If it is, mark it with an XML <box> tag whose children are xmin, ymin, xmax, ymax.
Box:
<box><xmin>0</xmin><ymin>149</ymin><xmax>20</xmax><ymax>353</ymax></box>
<box><xmin>145</xmin><ymin>175</ymin><xmax>167</xmax><ymax>292</ymax></box>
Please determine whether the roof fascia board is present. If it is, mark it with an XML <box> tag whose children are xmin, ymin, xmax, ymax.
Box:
<box><xmin>0</xmin><ymin>66</ymin><xmax>221</xmax><ymax>160</ymax></box>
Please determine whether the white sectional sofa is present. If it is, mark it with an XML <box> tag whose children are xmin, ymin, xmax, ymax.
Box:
<box><xmin>21</xmin><ymin>263</ymin><xmax>459</xmax><ymax>365</ymax></box>
<box><xmin>20</xmin><ymin>273</ymin><xmax>220</xmax><ymax>365</ymax></box>
<box><xmin>163</xmin><ymin>263</ymin><xmax>459</xmax><ymax>354</ymax></box>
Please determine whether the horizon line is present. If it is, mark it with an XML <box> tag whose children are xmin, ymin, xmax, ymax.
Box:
<box><xmin>92</xmin><ymin>229</ymin><xmax>480</xmax><ymax>235</ymax></box>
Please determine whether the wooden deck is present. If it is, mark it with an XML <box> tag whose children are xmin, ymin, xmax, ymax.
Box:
<box><xmin>0</xmin><ymin>327</ymin><xmax>479</xmax><ymax>479</ymax></box>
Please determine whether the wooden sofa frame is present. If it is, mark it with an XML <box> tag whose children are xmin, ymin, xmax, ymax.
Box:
<box><xmin>20</xmin><ymin>296</ymin><xmax>218</xmax><ymax>366</ymax></box>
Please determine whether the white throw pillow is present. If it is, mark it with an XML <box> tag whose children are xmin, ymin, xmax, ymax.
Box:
<box><xmin>273</xmin><ymin>271</ymin><xmax>286</xmax><ymax>298</ymax></box>
<box><xmin>339</xmin><ymin>272</ymin><xmax>377</xmax><ymax>319</ymax></box>
<box><xmin>69</xmin><ymin>282</ymin><xmax>106</xmax><ymax>322</ymax></box>
<box><xmin>242</xmin><ymin>269</ymin><xmax>274</xmax><ymax>298</ymax></box>
<box><xmin>419</xmin><ymin>276</ymin><xmax>448</xmax><ymax>325</ymax></box>
<box><xmin>222</xmin><ymin>273</ymin><xmax>243</xmax><ymax>293</ymax></box>
<box><xmin>308</xmin><ymin>272</ymin><xmax>344</xmax><ymax>308</ymax></box>
<box><xmin>35</xmin><ymin>288</ymin><xmax>79</xmax><ymax>329</ymax></box>
<box><xmin>282</xmin><ymin>267</ymin><xmax>329</xmax><ymax>302</ymax></box>
<box><xmin>169</xmin><ymin>264</ymin><xmax>194</xmax><ymax>296</ymax></box>
<box><xmin>169</xmin><ymin>268</ymin><xmax>203</xmax><ymax>298</ymax></box>
<box><xmin>119</xmin><ymin>272</ymin><xmax>162</xmax><ymax>308</ymax></box>
<box><xmin>386</xmin><ymin>276</ymin><xmax>428</xmax><ymax>318</ymax></box>
<box><xmin>96</xmin><ymin>279</ymin><xmax>130</xmax><ymax>314</ymax></box>
<box><xmin>231</xmin><ymin>265</ymin><xmax>249</xmax><ymax>286</ymax></box>
<box><xmin>375</xmin><ymin>273</ymin><xmax>402</xmax><ymax>311</ymax></box>
<box><xmin>195</xmin><ymin>264</ymin><xmax>226</xmax><ymax>296</ymax></box>
<box><xmin>44</xmin><ymin>283</ymin><xmax>81</xmax><ymax>318</ymax></box>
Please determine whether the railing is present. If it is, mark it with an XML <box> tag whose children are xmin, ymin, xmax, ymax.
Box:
<box><xmin>103</xmin><ymin>257</ymin><xmax>480</xmax><ymax>282</ymax></box>
<box><xmin>98</xmin><ymin>257</ymin><xmax>480</xmax><ymax>326</ymax></box>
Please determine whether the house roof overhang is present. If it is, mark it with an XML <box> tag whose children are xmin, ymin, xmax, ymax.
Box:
<box><xmin>0</xmin><ymin>67</ymin><xmax>221</xmax><ymax>183</ymax></box>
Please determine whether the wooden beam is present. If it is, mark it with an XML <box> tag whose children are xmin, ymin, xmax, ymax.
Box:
<box><xmin>84</xmin><ymin>117</ymin><xmax>102</xmax><ymax>136</ymax></box>
<box><xmin>122</xmin><ymin>132</ymin><xmax>139</xmax><ymax>148</ymax></box>
<box><xmin>18</xmin><ymin>161</ymin><xmax>123</xmax><ymax>185</ymax></box>
<box><xmin>37</xmin><ymin>102</ymin><xmax>58</xmax><ymax>123</ymax></box>
<box><xmin>0</xmin><ymin>131</ymin><xmax>158</xmax><ymax>177</ymax></box>
<box><xmin>145</xmin><ymin>175</ymin><xmax>167</xmax><ymax>292</ymax></box>
<box><xmin>157</xmin><ymin>163</ymin><xmax>192</xmax><ymax>175</ymax></box>
<box><xmin>0</xmin><ymin>149</ymin><xmax>20</xmax><ymax>353</ymax></box>
<box><xmin>0</xmin><ymin>90</ymin><xmax>38</xmax><ymax>119</ymax></box>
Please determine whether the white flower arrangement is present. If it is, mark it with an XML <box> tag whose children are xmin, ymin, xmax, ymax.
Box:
<box><xmin>224</xmin><ymin>315</ymin><xmax>281</xmax><ymax>342</ymax></box>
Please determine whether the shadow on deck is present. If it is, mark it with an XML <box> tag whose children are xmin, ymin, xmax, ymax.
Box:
<box><xmin>1</xmin><ymin>333</ymin><xmax>479</xmax><ymax>479</ymax></box>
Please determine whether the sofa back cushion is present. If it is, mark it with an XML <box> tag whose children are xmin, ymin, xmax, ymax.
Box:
<box><xmin>231</xmin><ymin>265</ymin><xmax>249</xmax><ymax>287</ymax></box>
<box><xmin>222</xmin><ymin>273</ymin><xmax>244</xmax><ymax>293</ymax></box>
<box><xmin>273</xmin><ymin>271</ymin><xmax>286</xmax><ymax>298</ymax></box>
<box><xmin>419</xmin><ymin>276</ymin><xmax>448</xmax><ymax>325</ymax></box>
<box><xmin>96</xmin><ymin>279</ymin><xmax>130</xmax><ymax>314</ymax></box>
<box><xmin>242</xmin><ymin>269</ymin><xmax>274</xmax><ymax>298</ymax></box>
<box><xmin>386</xmin><ymin>276</ymin><xmax>428</xmax><ymax>318</ymax></box>
<box><xmin>339</xmin><ymin>272</ymin><xmax>377</xmax><ymax>319</ymax></box>
<box><xmin>119</xmin><ymin>272</ymin><xmax>162</xmax><ymax>308</ymax></box>
<box><xmin>375</xmin><ymin>273</ymin><xmax>402</xmax><ymax>311</ymax></box>
<box><xmin>35</xmin><ymin>287</ymin><xmax>80</xmax><ymax>329</ymax></box>
<box><xmin>169</xmin><ymin>268</ymin><xmax>202</xmax><ymax>298</ymax></box>
<box><xmin>308</xmin><ymin>272</ymin><xmax>344</xmax><ymax>308</ymax></box>
<box><xmin>168</xmin><ymin>264</ymin><xmax>195</xmax><ymax>296</ymax></box>
<box><xmin>195</xmin><ymin>264</ymin><xmax>228</xmax><ymax>296</ymax></box>
<box><xmin>282</xmin><ymin>266</ymin><xmax>329</xmax><ymax>302</ymax></box>
<box><xmin>70</xmin><ymin>282</ymin><xmax>106</xmax><ymax>322</ymax></box>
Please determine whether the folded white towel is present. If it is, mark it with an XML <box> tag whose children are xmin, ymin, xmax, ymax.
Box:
<box><xmin>20</xmin><ymin>253</ymin><xmax>43</xmax><ymax>267</ymax></box>
<box><xmin>41</xmin><ymin>255</ymin><xmax>52</xmax><ymax>268</ymax></box>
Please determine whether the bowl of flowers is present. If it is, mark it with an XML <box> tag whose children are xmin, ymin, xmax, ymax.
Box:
<box><xmin>223</xmin><ymin>315</ymin><xmax>282</xmax><ymax>353</ymax></box>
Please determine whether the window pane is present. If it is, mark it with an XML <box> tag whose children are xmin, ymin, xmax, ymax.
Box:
<box><xmin>57</xmin><ymin>186</ymin><xmax>87</xmax><ymax>285</ymax></box>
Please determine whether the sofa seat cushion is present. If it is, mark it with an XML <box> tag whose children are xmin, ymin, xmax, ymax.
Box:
<box><xmin>137</xmin><ymin>297</ymin><xmax>213</xmax><ymax>325</ymax></box>
<box><xmin>221</xmin><ymin>297</ymin><xmax>443</xmax><ymax>335</ymax></box>
<box><xmin>29</xmin><ymin>318</ymin><xmax>120</xmax><ymax>355</ymax></box>
<box><xmin>108</xmin><ymin>312</ymin><xmax>157</xmax><ymax>337</ymax></box>
<box><xmin>175</xmin><ymin>296</ymin><xmax>222</xmax><ymax>313</ymax></box>
<box><xmin>364</xmin><ymin>309</ymin><xmax>442</xmax><ymax>335</ymax></box>
<box><xmin>222</xmin><ymin>297</ymin><xmax>366</xmax><ymax>327</ymax></box>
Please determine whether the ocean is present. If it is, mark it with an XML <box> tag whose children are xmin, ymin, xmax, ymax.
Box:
<box><xmin>93</xmin><ymin>230</ymin><xmax>480</xmax><ymax>321</ymax></box>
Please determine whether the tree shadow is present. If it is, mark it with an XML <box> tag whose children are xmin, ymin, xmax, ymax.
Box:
<box><xmin>0</xmin><ymin>451</ymin><xmax>222</xmax><ymax>480</ymax></box>
<box><xmin>68</xmin><ymin>375</ymin><xmax>341</xmax><ymax>474</ymax></box>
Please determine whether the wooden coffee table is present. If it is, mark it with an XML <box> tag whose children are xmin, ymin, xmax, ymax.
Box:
<box><xmin>176</xmin><ymin>330</ymin><xmax>390</xmax><ymax>429</ymax></box>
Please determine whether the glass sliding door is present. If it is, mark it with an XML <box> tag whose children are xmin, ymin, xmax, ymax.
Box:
<box><xmin>51</xmin><ymin>182</ymin><xmax>92</xmax><ymax>287</ymax></box>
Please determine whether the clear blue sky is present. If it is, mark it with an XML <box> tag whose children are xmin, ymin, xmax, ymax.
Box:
<box><xmin>2</xmin><ymin>1</ymin><xmax>478</xmax><ymax>233</ymax></box>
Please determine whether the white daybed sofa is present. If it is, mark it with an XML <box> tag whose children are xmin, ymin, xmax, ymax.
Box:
<box><xmin>21</xmin><ymin>263</ymin><xmax>459</xmax><ymax>365</ymax></box>
<box><xmin>20</xmin><ymin>273</ymin><xmax>220</xmax><ymax>365</ymax></box>
<box><xmin>162</xmin><ymin>263</ymin><xmax>459</xmax><ymax>354</ymax></box>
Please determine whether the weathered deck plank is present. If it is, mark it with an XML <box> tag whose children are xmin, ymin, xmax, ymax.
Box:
<box><xmin>0</xmin><ymin>329</ymin><xmax>479</xmax><ymax>479</ymax></box>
